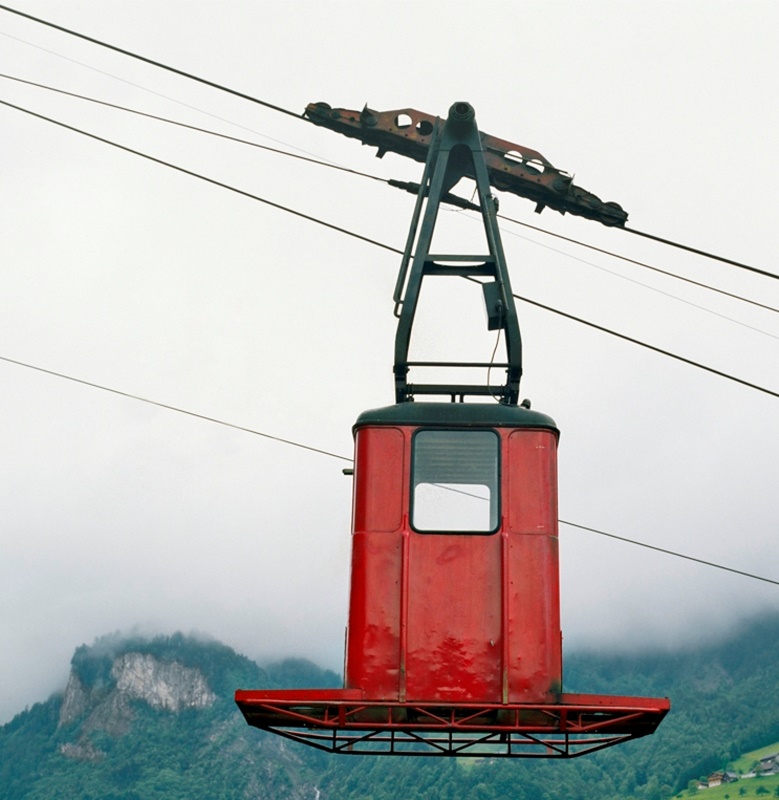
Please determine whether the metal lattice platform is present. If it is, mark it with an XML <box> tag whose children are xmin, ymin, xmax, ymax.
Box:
<box><xmin>235</xmin><ymin>689</ymin><xmax>670</xmax><ymax>758</ymax></box>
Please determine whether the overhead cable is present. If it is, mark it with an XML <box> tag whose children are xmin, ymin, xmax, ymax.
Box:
<box><xmin>624</xmin><ymin>226</ymin><xmax>779</xmax><ymax>281</ymax></box>
<box><xmin>1</xmin><ymin>349</ymin><xmax>774</xmax><ymax>586</ymax></box>
<box><xmin>0</xmin><ymin>72</ymin><xmax>385</xmax><ymax>183</ymax></box>
<box><xmin>516</xmin><ymin>292</ymin><xmax>779</xmax><ymax>399</ymax></box>
<box><xmin>1</xmin><ymin>2</ymin><xmax>775</xmax><ymax>282</ymax></box>
<box><xmin>561</xmin><ymin>520</ymin><xmax>779</xmax><ymax>587</ymax></box>
<box><xmin>468</xmin><ymin>275</ymin><xmax>779</xmax><ymax>400</ymax></box>
<box><xmin>497</xmin><ymin>212</ymin><xmax>779</xmax><ymax>315</ymax></box>
<box><xmin>3</xmin><ymin>96</ymin><xmax>776</xmax><ymax>400</ymax></box>
<box><xmin>0</xmin><ymin>98</ymin><xmax>399</xmax><ymax>256</ymax></box>
<box><xmin>0</xmin><ymin>3</ymin><xmax>304</xmax><ymax>119</ymax></box>
<box><xmin>493</xmin><ymin>224</ymin><xmax>779</xmax><ymax>340</ymax></box>
<box><xmin>0</xmin><ymin>47</ymin><xmax>335</xmax><ymax>164</ymax></box>
<box><xmin>0</xmin><ymin>353</ymin><xmax>351</xmax><ymax>462</ymax></box>
<box><xmin>3</xmin><ymin>69</ymin><xmax>774</xmax><ymax>319</ymax></box>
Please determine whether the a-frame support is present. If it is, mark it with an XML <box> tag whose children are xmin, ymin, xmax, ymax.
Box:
<box><xmin>393</xmin><ymin>102</ymin><xmax>522</xmax><ymax>404</ymax></box>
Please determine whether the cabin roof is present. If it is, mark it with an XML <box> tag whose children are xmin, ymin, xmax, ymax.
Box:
<box><xmin>354</xmin><ymin>402</ymin><xmax>559</xmax><ymax>432</ymax></box>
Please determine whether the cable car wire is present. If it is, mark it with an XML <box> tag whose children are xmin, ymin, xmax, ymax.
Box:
<box><xmin>508</xmin><ymin>286</ymin><xmax>779</xmax><ymax>400</ymax></box>
<box><xmin>0</xmin><ymin>98</ymin><xmax>399</xmax><ymax>256</ymax></box>
<box><xmin>0</xmin><ymin>41</ymin><xmax>339</xmax><ymax>165</ymax></box>
<box><xmin>560</xmin><ymin>520</ymin><xmax>779</xmax><ymax>587</ymax></box>
<box><xmin>495</xmin><ymin>212</ymin><xmax>779</xmax><ymax>315</ymax></box>
<box><xmin>2</xmin><ymin>95</ymin><xmax>777</xmax><ymax>400</ymax></box>
<box><xmin>0</xmin><ymin>3</ymin><xmax>304</xmax><ymax>120</ymax></box>
<box><xmin>1</xmin><ymin>1</ymin><xmax>775</xmax><ymax>283</ymax></box>
<box><xmin>2</xmin><ymin>349</ymin><xmax>776</xmax><ymax>587</ymax></box>
<box><xmin>623</xmin><ymin>226</ymin><xmax>778</xmax><ymax>281</ymax></box>
<box><xmin>0</xmin><ymin>72</ymin><xmax>387</xmax><ymax>184</ymax></box>
<box><xmin>0</xmin><ymin>353</ymin><xmax>352</xmax><ymax>462</ymax></box>
<box><xmin>2</xmin><ymin>70</ymin><xmax>775</xmax><ymax>319</ymax></box>
<box><xmin>491</xmin><ymin>223</ymin><xmax>779</xmax><ymax>341</ymax></box>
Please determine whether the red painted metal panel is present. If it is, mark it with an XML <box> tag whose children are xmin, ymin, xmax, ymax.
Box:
<box><xmin>345</xmin><ymin>532</ymin><xmax>402</xmax><ymax>699</ymax></box>
<box><xmin>506</xmin><ymin>534</ymin><xmax>562</xmax><ymax>701</ymax></box>
<box><xmin>352</xmin><ymin>427</ymin><xmax>405</xmax><ymax>532</ymax></box>
<box><xmin>405</xmin><ymin>532</ymin><xmax>502</xmax><ymax>701</ymax></box>
<box><xmin>507</xmin><ymin>430</ymin><xmax>559</xmax><ymax>535</ymax></box>
<box><xmin>346</xmin><ymin>427</ymin><xmax>405</xmax><ymax>699</ymax></box>
<box><xmin>505</xmin><ymin>429</ymin><xmax>562</xmax><ymax>701</ymax></box>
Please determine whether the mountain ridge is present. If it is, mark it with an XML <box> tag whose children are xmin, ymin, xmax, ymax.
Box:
<box><xmin>3</xmin><ymin>614</ymin><xmax>779</xmax><ymax>799</ymax></box>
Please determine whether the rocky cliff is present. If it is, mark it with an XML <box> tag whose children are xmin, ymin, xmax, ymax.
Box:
<box><xmin>58</xmin><ymin>649</ymin><xmax>217</xmax><ymax>759</ymax></box>
<box><xmin>60</xmin><ymin>651</ymin><xmax>216</xmax><ymax>726</ymax></box>
<box><xmin>0</xmin><ymin>632</ymin><xmax>332</xmax><ymax>799</ymax></box>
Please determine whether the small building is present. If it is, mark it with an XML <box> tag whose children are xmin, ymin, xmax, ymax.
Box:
<box><xmin>706</xmin><ymin>772</ymin><xmax>739</xmax><ymax>787</ymax></box>
<box><xmin>757</xmin><ymin>754</ymin><xmax>779</xmax><ymax>774</ymax></box>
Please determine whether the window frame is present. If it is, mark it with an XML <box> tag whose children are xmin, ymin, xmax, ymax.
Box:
<box><xmin>409</xmin><ymin>427</ymin><xmax>501</xmax><ymax>535</ymax></box>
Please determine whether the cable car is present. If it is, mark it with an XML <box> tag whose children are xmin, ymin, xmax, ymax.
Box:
<box><xmin>235</xmin><ymin>102</ymin><xmax>669</xmax><ymax>757</ymax></box>
<box><xmin>346</xmin><ymin>400</ymin><xmax>562</xmax><ymax>705</ymax></box>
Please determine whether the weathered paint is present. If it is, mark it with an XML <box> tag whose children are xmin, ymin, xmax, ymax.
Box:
<box><xmin>345</xmin><ymin>409</ymin><xmax>562</xmax><ymax>705</ymax></box>
<box><xmin>234</xmin><ymin>404</ymin><xmax>670</xmax><ymax>755</ymax></box>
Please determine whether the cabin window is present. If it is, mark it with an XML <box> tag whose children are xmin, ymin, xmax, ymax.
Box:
<box><xmin>411</xmin><ymin>429</ymin><xmax>499</xmax><ymax>533</ymax></box>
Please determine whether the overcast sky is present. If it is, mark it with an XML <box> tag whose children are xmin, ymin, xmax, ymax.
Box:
<box><xmin>1</xmin><ymin>0</ymin><xmax>777</xmax><ymax>724</ymax></box>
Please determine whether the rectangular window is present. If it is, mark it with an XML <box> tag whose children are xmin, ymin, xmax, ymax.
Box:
<box><xmin>411</xmin><ymin>429</ymin><xmax>499</xmax><ymax>533</ymax></box>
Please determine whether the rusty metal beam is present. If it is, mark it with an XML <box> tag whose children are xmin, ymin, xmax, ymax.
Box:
<box><xmin>305</xmin><ymin>102</ymin><xmax>627</xmax><ymax>227</ymax></box>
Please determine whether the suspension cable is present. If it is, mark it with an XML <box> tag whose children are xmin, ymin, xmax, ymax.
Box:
<box><xmin>0</xmin><ymin>72</ymin><xmax>385</xmax><ymax>183</ymax></box>
<box><xmin>498</xmin><ymin>212</ymin><xmax>778</xmax><ymax>314</ymax></box>
<box><xmin>3</xmin><ymin>95</ymin><xmax>776</xmax><ymax>400</ymax></box>
<box><xmin>624</xmin><ymin>225</ymin><xmax>778</xmax><ymax>281</ymax></box>
<box><xmin>0</xmin><ymin>3</ymin><xmax>305</xmax><ymax>120</ymax></box>
<box><xmin>3</xmin><ymin>69</ymin><xmax>774</xmax><ymax>321</ymax></box>
<box><xmin>1</xmin><ymin>349</ymin><xmax>775</xmax><ymax>586</ymax></box>
<box><xmin>0</xmin><ymin>353</ymin><xmax>351</xmax><ymax>461</ymax></box>
<box><xmin>0</xmin><ymin>98</ymin><xmax>399</xmax><ymax>255</ymax></box>
<box><xmin>1</xmin><ymin>3</ymin><xmax>776</xmax><ymax>283</ymax></box>
<box><xmin>561</xmin><ymin>520</ymin><xmax>779</xmax><ymax>587</ymax></box>
<box><xmin>517</xmin><ymin>292</ymin><xmax>778</xmax><ymax>399</ymax></box>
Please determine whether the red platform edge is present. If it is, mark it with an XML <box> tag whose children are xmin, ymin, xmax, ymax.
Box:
<box><xmin>234</xmin><ymin>688</ymin><xmax>670</xmax><ymax>758</ymax></box>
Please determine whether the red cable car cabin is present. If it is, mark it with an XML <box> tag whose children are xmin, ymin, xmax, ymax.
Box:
<box><xmin>235</xmin><ymin>101</ymin><xmax>669</xmax><ymax>757</ymax></box>
<box><xmin>347</xmin><ymin>402</ymin><xmax>562</xmax><ymax>706</ymax></box>
<box><xmin>236</xmin><ymin>401</ymin><xmax>669</xmax><ymax>756</ymax></box>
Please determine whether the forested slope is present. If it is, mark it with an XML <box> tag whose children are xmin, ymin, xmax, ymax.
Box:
<box><xmin>3</xmin><ymin>616</ymin><xmax>779</xmax><ymax>800</ymax></box>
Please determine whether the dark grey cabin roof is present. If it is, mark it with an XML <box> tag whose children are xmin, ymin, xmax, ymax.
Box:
<box><xmin>354</xmin><ymin>402</ymin><xmax>558</xmax><ymax>432</ymax></box>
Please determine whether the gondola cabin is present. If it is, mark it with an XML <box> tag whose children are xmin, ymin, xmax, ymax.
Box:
<box><xmin>347</xmin><ymin>402</ymin><xmax>561</xmax><ymax>706</ymax></box>
<box><xmin>235</xmin><ymin>101</ymin><xmax>669</xmax><ymax>756</ymax></box>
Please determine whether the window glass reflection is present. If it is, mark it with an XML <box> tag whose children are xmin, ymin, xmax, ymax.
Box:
<box><xmin>412</xmin><ymin>430</ymin><xmax>499</xmax><ymax>533</ymax></box>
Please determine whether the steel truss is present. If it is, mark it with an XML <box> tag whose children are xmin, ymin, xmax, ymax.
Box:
<box><xmin>235</xmin><ymin>690</ymin><xmax>670</xmax><ymax>758</ymax></box>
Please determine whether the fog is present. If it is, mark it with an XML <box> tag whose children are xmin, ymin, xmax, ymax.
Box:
<box><xmin>0</xmin><ymin>1</ymin><xmax>777</xmax><ymax>723</ymax></box>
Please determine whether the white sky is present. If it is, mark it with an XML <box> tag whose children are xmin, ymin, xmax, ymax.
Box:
<box><xmin>1</xmin><ymin>0</ymin><xmax>777</xmax><ymax>724</ymax></box>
